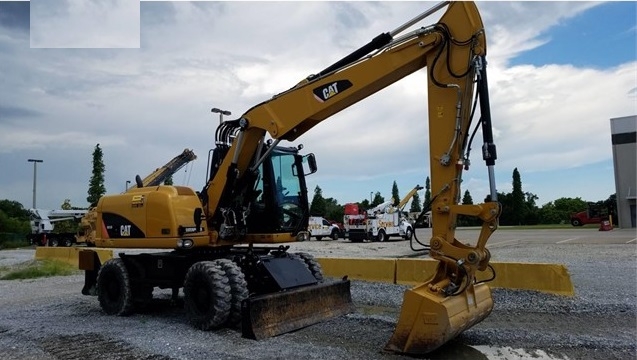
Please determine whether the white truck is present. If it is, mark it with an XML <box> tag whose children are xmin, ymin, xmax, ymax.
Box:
<box><xmin>344</xmin><ymin>185</ymin><xmax>422</xmax><ymax>242</ymax></box>
<box><xmin>308</xmin><ymin>216</ymin><xmax>341</xmax><ymax>240</ymax></box>
<box><xmin>365</xmin><ymin>210</ymin><xmax>415</xmax><ymax>242</ymax></box>
<box><xmin>27</xmin><ymin>208</ymin><xmax>89</xmax><ymax>247</ymax></box>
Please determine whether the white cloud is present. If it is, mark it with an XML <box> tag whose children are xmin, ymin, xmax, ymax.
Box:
<box><xmin>30</xmin><ymin>0</ymin><xmax>140</xmax><ymax>48</ymax></box>
<box><xmin>0</xmin><ymin>1</ymin><xmax>633</xmax><ymax>210</ymax></box>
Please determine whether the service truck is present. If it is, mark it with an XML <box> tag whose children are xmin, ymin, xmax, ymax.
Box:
<box><xmin>27</xmin><ymin>208</ymin><xmax>88</xmax><ymax>247</ymax></box>
<box><xmin>308</xmin><ymin>216</ymin><xmax>341</xmax><ymax>240</ymax></box>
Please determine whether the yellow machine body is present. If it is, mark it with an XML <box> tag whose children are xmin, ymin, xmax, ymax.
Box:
<box><xmin>77</xmin><ymin>1</ymin><xmax>500</xmax><ymax>354</ymax></box>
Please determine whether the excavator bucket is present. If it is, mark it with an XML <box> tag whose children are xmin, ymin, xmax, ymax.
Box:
<box><xmin>384</xmin><ymin>282</ymin><xmax>493</xmax><ymax>355</ymax></box>
<box><xmin>241</xmin><ymin>279</ymin><xmax>353</xmax><ymax>339</ymax></box>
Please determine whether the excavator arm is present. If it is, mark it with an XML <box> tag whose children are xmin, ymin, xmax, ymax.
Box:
<box><xmin>206</xmin><ymin>0</ymin><xmax>494</xmax><ymax>231</ymax></box>
<box><xmin>204</xmin><ymin>1</ymin><xmax>500</xmax><ymax>354</ymax></box>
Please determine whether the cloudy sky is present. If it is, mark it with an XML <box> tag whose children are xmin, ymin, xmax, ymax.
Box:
<box><xmin>0</xmin><ymin>0</ymin><xmax>635</xmax><ymax>212</ymax></box>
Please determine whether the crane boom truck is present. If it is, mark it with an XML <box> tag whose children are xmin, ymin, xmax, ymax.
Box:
<box><xmin>27</xmin><ymin>209</ymin><xmax>89</xmax><ymax>247</ymax></box>
<box><xmin>78</xmin><ymin>1</ymin><xmax>499</xmax><ymax>354</ymax></box>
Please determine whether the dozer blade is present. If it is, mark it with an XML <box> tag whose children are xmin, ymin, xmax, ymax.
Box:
<box><xmin>384</xmin><ymin>282</ymin><xmax>493</xmax><ymax>355</ymax></box>
<box><xmin>241</xmin><ymin>279</ymin><xmax>353</xmax><ymax>340</ymax></box>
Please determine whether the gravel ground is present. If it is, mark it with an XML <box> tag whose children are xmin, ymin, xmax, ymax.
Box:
<box><xmin>0</xmin><ymin>235</ymin><xmax>635</xmax><ymax>360</ymax></box>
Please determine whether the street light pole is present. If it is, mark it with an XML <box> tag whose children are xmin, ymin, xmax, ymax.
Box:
<box><xmin>370</xmin><ymin>191</ymin><xmax>373</xmax><ymax>204</ymax></box>
<box><xmin>211</xmin><ymin>107</ymin><xmax>232</xmax><ymax>125</ymax></box>
<box><xmin>27</xmin><ymin>159</ymin><xmax>43</xmax><ymax>209</ymax></box>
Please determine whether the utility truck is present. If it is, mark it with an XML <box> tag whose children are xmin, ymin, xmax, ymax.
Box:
<box><xmin>27</xmin><ymin>208</ymin><xmax>88</xmax><ymax>247</ymax></box>
<box><xmin>308</xmin><ymin>216</ymin><xmax>341</xmax><ymax>240</ymax></box>
<box><xmin>345</xmin><ymin>185</ymin><xmax>422</xmax><ymax>242</ymax></box>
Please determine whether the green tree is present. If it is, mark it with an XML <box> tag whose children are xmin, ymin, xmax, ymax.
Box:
<box><xmin>0</xmin><ymin>200</ymin><xmax>30</xmax><ymax>219</ymax></box>
<box><xmin>538</xmin><ymin>197</ymin><xmax>588</xmax><ymax>224</ymax></box>
<box><xmin>323</xmin><ymin>198</ymin><xmax>344</xmax><ymax>222</ymax></box>
<box><xmin>462</xmin><ymin>189</ymin><xmax>473</xmax><ymax>205</ymax></box>
<box><xmin>457</xmin><ymin>190</ymin><xmax>475</xmax><ymax>226</ymax></box>
<box><xmin>61</xmin><ymin>199</ymin><xmax>71</xmax><ymax>210</ymax></box>
<box><xmin>164</xmin><ymin>175</ymin><xmax>174</xmax><ymax>185</ymax></box>
<box><xmin>423</xmin><ymin>176</ymin><xmax>431</xmax><ymax>210</ymax></box>
<box><xmin>487</xmin><ymin>191</ymin><xmax>513</xmax><ymax>225</ymax></box>
<box><xmin>511</xmin><ymin>168</ymin><xmax>526</xmax><ymax>225</ymax></box>
<box><xmin>0</xmin><ymin>209</ymin><xmax>30</xmax><ymax>235</ymax></box>
<box><xmin>87</xmin><ymin>144</ymin><xmax>106</xmax><ymax>207</ymax></box>
<box><xmin>310</xmin><ymin>186</ymin><xmax>327</xmax><ymax>216</ymax></box>
<box><xmin>55</xmin><ymin>199</ymin><xmax>80</xmax><ymax>234</ymax></box>
<box><xmin>358</xmin><ymin>199</ymin><xmax>371</xmax><ymax>209</ymax></box>
<box><xmin>524</xmin><ymin>192</ymin><xmax>540</xmax><ymax>225</ymax></box>
<box><xmin>0</xmin><ymin>200</ymin><xmax>30</xmax><ymax>235</ymax></box>
<box><xmin>409</xmin><ymin>192</ymin><xmax>422</xmax><ymax>213</ymax></box>
<box><xmin>391</xmin><ymin>181</ymin><xmax>400</xmax><ymax>207</ymax></box>
<box><xmin>371</xmin><ymin>192</ymin><xmax>385</xmax><ymax>207</ymax></box>
<box><xmin>603</xmin><ymin>193</ymin><xmax>617</xmax><ymax>220</ymax></box>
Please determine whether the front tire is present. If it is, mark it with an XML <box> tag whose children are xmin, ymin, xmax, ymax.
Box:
<box><xmin>330</xmin><ymin>229</ymin><xmax>339</xmax><ymax>241</ymax></box>
<box><xmin>215</xmin><ymin>259</ymin><xmax>248</xmax><ymax>327</ymax></box>
<box><xmin>404</xmin><ymin>227</ymin><xmax>413</xmax><ymax>240</ymax></box>
<box><xmin>97</xmin><ymin>258</ymin><xmax>134</xmax><ymax>316</ymax></box>
<box><xmin>571</xmin><ymin>219</ymin><xmax>582</xmax><ymax>226</ymax></box>
<box><xmin>183</xmin><ymin>261</ymin><xmax>231</xmax><ymax>330</ymax></box>
<box><xmin>377</xmin><ymin>230</ymin><xmax>387</xmax><ymax>242</ymax></box>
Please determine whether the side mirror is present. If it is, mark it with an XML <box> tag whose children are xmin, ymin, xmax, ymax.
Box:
<box><xmin>303</xmin><ymin>153</ymin><xmax>317</xmax><ymax>175</ymax></box>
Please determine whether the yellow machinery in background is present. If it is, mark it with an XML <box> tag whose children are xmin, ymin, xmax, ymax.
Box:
<box><xmin>76</xmin><ymin>148</ymin><xmax>196</xmax><ymax>246</ymax></box>
<box><xmin>78</xmin><ymin>1</ymin><xmax>500</xmax><ymax>354</ymax></box>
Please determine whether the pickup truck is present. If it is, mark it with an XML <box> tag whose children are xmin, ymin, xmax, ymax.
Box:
<box><xmin>308</xmin><ymin>216</ymin><xmax>341</xmax><ymax>240</ymax></box>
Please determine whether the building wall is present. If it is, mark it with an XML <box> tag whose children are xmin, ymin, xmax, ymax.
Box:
<box><xmin>610</xmin><ymin>115</ymin><xmax>636</xmax><ymax>228</ymax></box>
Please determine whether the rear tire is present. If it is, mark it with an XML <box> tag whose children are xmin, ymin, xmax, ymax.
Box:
<box><xmin>183</xmin><ymin>261</ymin><xmax>231</xmax><ymax>330</ymax></box>
<box><xmin>97</xmin><ymin>258</ymin><xmax>134</xmax><ymax>316</ymax></box>
<box><xmin>48</xmin><ymin>238</ymin><xmax>59</xmax><ymax>247</ymax></box>
<box><xmin>215</xmin><ymin>259</ymin><xmax>248</xmax><ymax>327</ymax></box>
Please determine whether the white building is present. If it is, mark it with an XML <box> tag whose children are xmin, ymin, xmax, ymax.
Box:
<box><xmin>610</xmin><ymin>115</ymin><xmax>636</xmax><ymax>228</ymax></box>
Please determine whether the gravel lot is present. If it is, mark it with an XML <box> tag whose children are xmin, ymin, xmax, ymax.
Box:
<box><xmin>0</xmin><ymin>228</ymin><xmax>635</xmax><ymax>360</ymax></box>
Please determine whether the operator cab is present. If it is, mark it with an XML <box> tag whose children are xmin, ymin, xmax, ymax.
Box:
<box><xmin>247</xmin><ymin>146</ymin><xmax>316</xmax><ymax>234</ymax></box>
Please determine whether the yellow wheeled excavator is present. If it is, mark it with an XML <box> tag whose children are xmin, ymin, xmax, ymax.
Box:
<box><xmin>78</xmin><ymin>1</ymin><xmax>500</xmax><ymax>354</ymax></box>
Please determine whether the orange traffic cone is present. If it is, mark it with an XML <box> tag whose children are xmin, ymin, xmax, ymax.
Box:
<box><xmin>599</xmin><ymin>220</ymin><xmax>613</xmax><ymax>231</ymax></box>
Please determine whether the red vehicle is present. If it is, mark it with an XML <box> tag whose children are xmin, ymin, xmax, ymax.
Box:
<box><xmin>570</xmin><ymin>203</ymin><xmax>607</xmax><ymax>226</ymax></box>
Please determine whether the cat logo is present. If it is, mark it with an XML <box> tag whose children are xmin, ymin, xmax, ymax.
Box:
<box><xmin>313</xmin><ymin>80</ymin><xmax>352</xmax><ymax>103</ymax></box>
<box><xmin>120</xmin><ymin>225</ymin><xmax>131</xmax><ymax>237</ymax></box>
